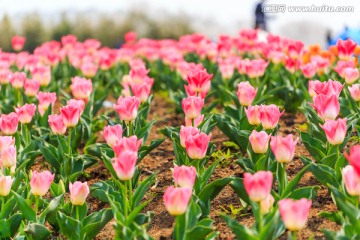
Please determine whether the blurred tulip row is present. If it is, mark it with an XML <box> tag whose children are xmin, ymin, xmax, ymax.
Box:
<box><xmin>0</xmin><ymin>29</ymin><xmax>360</xmax><ymax>239</ymax></box>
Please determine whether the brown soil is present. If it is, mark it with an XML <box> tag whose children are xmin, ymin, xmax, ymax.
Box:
<box><xmin>74</xmin><ymin>95</ymin><xmax>341</xmax><ymax>240</ymax></box>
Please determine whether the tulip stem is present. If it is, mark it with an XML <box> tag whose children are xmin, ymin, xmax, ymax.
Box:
<box><xmin>288</xmin><ymin>230</ymin><xmax>297</xmax><ymax>240</ymax></box>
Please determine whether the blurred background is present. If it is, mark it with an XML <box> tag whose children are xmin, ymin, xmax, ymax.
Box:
<box><xmin>0</xmin><ymin>0</ymin><xmax>359</xmax><ymax>52</ymax></box>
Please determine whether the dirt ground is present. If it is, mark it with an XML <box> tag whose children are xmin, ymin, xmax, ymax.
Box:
<box><xmin>77</xmin><ymin>94</ymin><xmax>341</xmax><ymax>240</ymax></box>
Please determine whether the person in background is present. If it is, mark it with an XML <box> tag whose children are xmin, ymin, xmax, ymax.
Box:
<box><xmin>255</xmin><ymin>0</ymin><xmax>267</xmax><ymax>31</ymax></box>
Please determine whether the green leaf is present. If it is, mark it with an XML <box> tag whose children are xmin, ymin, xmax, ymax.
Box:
<box><xmin>25</xmin><ymin>223</ymin><xmax>51</xmax><ymax>240</ymax></box>
<box><xmin>12</xmin><ymin>191</ymin><xmax>36</xmax><ymax>222</ymax></box>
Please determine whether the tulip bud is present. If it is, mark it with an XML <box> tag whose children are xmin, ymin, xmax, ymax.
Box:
<box><xmin>278</xmin><ymin>198</ymin><xmax>312</xmax><ymax>231</ymax></box>
<box><xmin>249</xmin><ymin>130</ymin><xmax>270</xmax><ymax>154</ymax></box>
<box><xmin>173</xmin><ymin>165</ymin><xmax>197</xmax><ymax>188</ymax></box>
<box><xmin>320</xmin><ymin>118</ymin><xmax>347</xmax><ymax>145</ymax></box>
<box><xmin>163</xmin><ymin>186</ymin><xmax>192</xmax><ymax>216</ymax></box>
<box><xmin>30</xmin><ymin>170</ymin><xmax>55</xmax><ymax>196</ymax></box>
<box><xmin>69</xmin><ymin>181</ymin><xmax>90</xmax><ymax>206</ymax></box>
<box><xmin>270</xmin><ymin>135</ymin><xmax>298</xmax><ymax>163</ymax></box>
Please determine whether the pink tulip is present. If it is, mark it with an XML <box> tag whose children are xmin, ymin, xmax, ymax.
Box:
<box><xmin>185</xmin><ymin>132</ymin><xmax>211</xmax><ymax>159</ymax></box>
<box><xmin>249</xmin><ymin>130</ymin><xmax>270</xmax><ymax>154</ymax></box>
<box><xmin>348</xmin><ymin>84</ymin><xmax>360</xmax><ymax>101</ymax></box>
<box><xmin>243</xmin><ymin>171</ymin><xmax>273</xmax><ymax>202</ymax></box>
<box><xmin>343</xmin><ymin>67</ymin><xmax>359</xmax><ymax>85</ymax></box>
<box><xmin>67</xmin><ymin>99</ymin><xmax>85</xmax><ymax>114</ymax></box>
<box><xmin>9</xmin><ymin>72</ymin><xmax>26</xmax><ymax>89</ymax></box>
<box><xmin>260</xmin><ymin>194</ymin><xmax>274</xmax><ymax>214</ymax></box>
<box><xmin>345</xmin><ymin>145</ymin><xmax>360</xmax><ymax>176</ymax></box>
<box><xmin>24</xmin><ymin>79</ymin><xmax>40</xmax><ymax>97</ymax></box>
<box><xmin>311</xmin><ymin>94</ymin><xmax>340</xmax><ymax>120</ymax></box>
<box><xmin>113</xmin><ymin>135</ymin><xmax>142</xmax><ymax>156</ymax></box>
<box><xmin>278</xmin><ymin>198</ymin><xmax>312</xmax><ymax>231</ymax></box>
<box><xmin>300</xmin><ymin>62</ymin><xmax>317</xmax><ymax>79</ymax></box>
<box><xmin>320</xmin><ymin>118</ymin><xmax>347</xmax><ymax>145</ymax></box>
<box><xmin>69</xmin><ymin>181</ymin><xmax>90</xmax><ymax>206</ymax></box>
<box><xmin>30</xmin><ymin>65</ymin><xmax>51</xmax><ymax>87</ymax></box>
<box><xmin>103</xmin><ymin>124</ymin><xmax>123</xmax><ymax>148</ymax></box>
<box><xmin>185</xmin><ymin>114</ymin><xmax>204</xmax><ymax>128</ymax></box>
<box><xmin>30</xmin><ymin>170</ymin><xmax>55</xmax><ymax>196</ymax></box>
<box><xmin>37</xmin><ymin>92</ymin><xmax>57</xmax><ymax>116</ymax></box>
<box><xmin>11</xmin><ymin>35</ymin><xmax>25</xmax><ymax>51</ymax></box>
<box><xmin>0</xmin><ymin>113</ymin><xmax>19</xmax><ymax>135</ymax></box>
<box><xmin>70</xmin><ymin>76</ymin><xmax>93</xmax><ymax>101</ymax></box>
<box><xmin>48</xmin><ymin>114</ymin><xmax>67</xmax><ymax>135</ymax></box>
<box><xmin>182</xmin><ymin>96</ymin><xmax>204</xmax><ymax>120</ymax></box>
<box><xmin>179</xmin><ymin>126</ymin><xmax>200</xmax><ymax>148</ymax></box>
<box><xmin>337</xmin><ymin>39</ymin><xmax>357</xmax><ymax>60</ymax></box>
<box><xmin>237</xmin><ymin>81</ymin><xmax>257</xmax><ymax>106</ymax></box>
<box><xmin>163</xmin><ymin>186</ymin><xmax>192</xmax><ymax>216</ymax></box>
<box><xmin>1</xmin><ymin>145</ymin><xmax>16</xmax><ymax>168</ymax></box>
<box><xmin>270</xmin><ymin>135</ymin><xmax>298</xmax><ymax>163</ymax></box>
<box><xmin>312</xmin><ymin>79</ymin><xmax>343</xmax><ymax>97</ymax></box>
<box><xmin>60</xmin><ymin>104</ymin><xmax>81</xmax><ymax>128</ymax></box>
<box><xmin>342</xmin><ymin>165</ymin><xmax>360</xmax><ymax>196</ymax></box>
<box><xmin>114</xmin><ymin>96</ymin><xmax>140</xmax><ymax>122</ymax></box>
<box><xmin>15</xmin><ymin>103</ymin><xmax>36</xmax><ymax>124</ymax></box>
<box><xmin>259</xmin><ymin>104</ymin><xmax>284</xmax><ymax>130</ymax></box>
<box><xmin>173</xmin><ymin>165</ymin><xmax>197</xmax><ymax>188</ymax></box>
<box><xmin>0</xmin><ymin>176</ymin><xmax>13</xmax><ymax>196</ymax></box>
<box><xmin>0</xmin><ymin>136</ymin><xmax>15</xmax><ymax>151</ymax></box>
<box><xmin>112</xmin><ymin>150</ymin><xmax>137</xmax><ymax>180</ymax></box>
<box><xmin>245</xmin><ymin>105</ymin><xmax>261</xmax><ymax>125</ymax></box>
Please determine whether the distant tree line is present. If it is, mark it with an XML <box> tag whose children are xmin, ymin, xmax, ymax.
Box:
<box><xmin>0</xmin><ymin>9</ymin><xmax>195</xmax><ymax>52</ymax></box>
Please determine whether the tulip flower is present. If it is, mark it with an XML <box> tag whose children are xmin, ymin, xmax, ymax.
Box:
<box><xmin>11</xmin><ymin>35</ymin><xmax>25</xmax><ymax>51</ymax></box>
<box><xmin>113</xmin><ymin>135</ymin><xmax>142</xmax><ymax>156</ymax></box>
<box><xmin>163</xmin><ymin>186</ymin><xmax>192</xmax><ymax>216</ymax></box>
<box><xmin>348</xmin><ymin>84</ymin><xmax>360</xmax><ymax>101</ymax></box>
<box><xmin>15</xmin><ymin>104</ymin><xmax>36</xmax><ymax>124</ymax></box>
<box><xmin>112</xmin><ymin>150</ymin><xmax>137</xmax><ymax>181</ymax></box>
<box><xmin>300</xmin><ymin>62</ymin><xmax>317</xmax><ymax>79</ymax></box>
<box><xmin>1</xmin><ymin>145</ymin><xmax>16</xmax><ymax>168</ymax></box>
<box><xmin>70</xmin><ymin>76</ymin><xmax>93</xmax><ymax>101</ymax></box>
<box><xmin>103</xmin><ymin>124</ymin><xmax>123</xmax><ymax>148</ymax></box>
<box><xmin>259</xmin><ymin>194</ymin><xmax>274</xmax><ymax>215</ymax></box>
<box><xmin>342</xmin><ymin>165</ymin><xmax>360</xmax><ymax>196</ymax></box>
<box><xmin>270</xmin><ymin>135</ymin><xmax>298</xmax><ymax>163</ymax></box>
<box><xmin>259</xmin><ymin>104</ymin><xmax>284</xmax><ymax>130</ymax></box>
<box><xmin>9</xmin><ymin>72</ymin><xmax>26</xmax><ymax>89</ymax></box>
<box><xmin>37</xmin><ymin>92</ymin><xmax>57</xmax><ymax>116</ymax></box>
<box><xmin>343</xmin><ymin>67</ymin><xmax>359</xmax><ymax>85</ymax></box>
<box><xmin>249</xmin><ymin>130</ymin><xmax>270</xmax><ymax>154</ymax></box>
<box><xmin>179</xmin><ymin>126</ymin><xmax>200</xmax><ymax>148</ymax></box>
<box><xmin>0</xmin><ymin>136</ymin><xmax>15</xmax><ymax>151</ymax></box>
<box><xmin>24</xmin><ymin>79</ymin><xmax>40</xmax><ymax>97</ymax></box>
<box><xmin>320</xmin><ymin>118</ymin><xmax>347</xmax><ymax>145</ymax></box>
<box><xmin>237</xmin><ymin>81</ymin><xmax>257</xmax><ymax>106</ymax></box>
<box><xmin>0</xmin><ymin>112</ymin><xmax>19</xmax><ymax>135</ymax></box>
<box><xmin>30</xmin><ymin>170</ymin><xmax>55</xmax><ymax>196</ymax></box>
<box><xmin>114</xmin><ymin>96</ymin><xmax>140</xmax><ymax>122</ymax></box>
<box><xmin>278</xmin><ymin>198</ymin><xmax>312</xmax><ymax>231</ymax></box>
<box><xmin>0</xmin><ymin>176</ymin><xmax>13</xmax><ymax>196</ymax></box>
<box><xmin>69</xmin><ymin>181</ymin><xmax>90</xmax><ymax>206</ymax></box>
<box><xmin>245</xmin><ymin>105</ymin><xmax>261</xmax><ymax>125</ymax></box>
<box><xmin>243</xmin><ymin>171</ymin><xmax>273</xmax><ymax>202</ymax></box>
<box><xmin>311</xmin><ymin>94</ymin><xmax>340</xmax><ymax>120</ymax></box>
<box><xmin>30</xmin><ymin>65</ymin><xmax>51</xmax><ymax>87</ymax></box>
<box><xmin>182</xmin><ymin>96</ymin><xmax>204</xmax><ymax>120</ymax></box>
<box><xmin>48</xmin><ymin>114</ymin><xmax>67</xmax><ymax>135</ymax></box>
<box><xmin>60</xmin><ymin>104</ymin><xmax>81</xmax><ymax>128</ymax></box>
<box><xmin>173</xmin><ymin>165</ymin><xmax>197</xmax><ymax>188</ymax></box>
<box><xmin>345</xmin><ymin>145</ymin><xmax>360</xmax><ymax>176</ymax></box>
<box><xmin>337</xmin><ymin>39</ymin><xmax>357</xmax><ymax>60</ymax></box>
<box><xmin>185</xmin><ymin>132</ymin><xmax>211</xmax><ymax>159</ymax></box>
